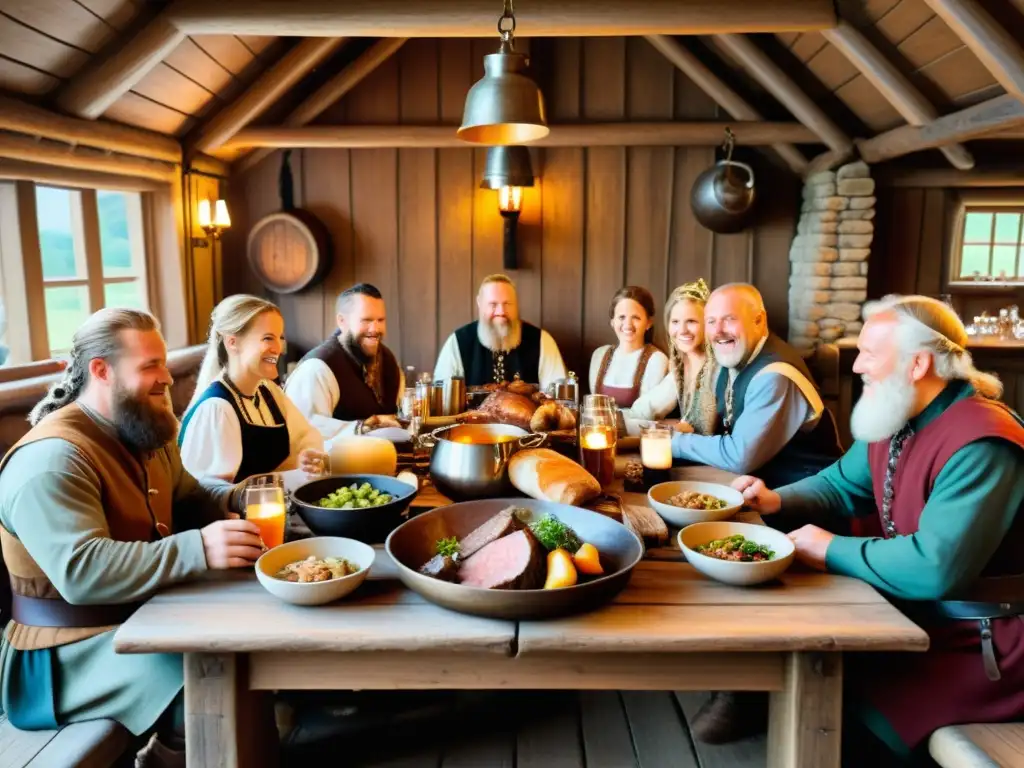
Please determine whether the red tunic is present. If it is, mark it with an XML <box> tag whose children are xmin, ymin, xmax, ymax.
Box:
<box><xmin>861</xmin><ymin>395</ymin><xmax>1024</xmax><ymax>749</ymax></box>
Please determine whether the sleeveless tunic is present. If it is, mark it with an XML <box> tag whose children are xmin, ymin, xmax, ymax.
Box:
<box><xmin>594</xmin><ymin>345</ymin><xmax>657</xmax><ymax>408</ymax></box>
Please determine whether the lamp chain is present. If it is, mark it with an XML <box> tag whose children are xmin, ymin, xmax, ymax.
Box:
<box><xmin>498</xmin><ymin>0</ymin><xmax>516</xmax><ymax>41</ymax></box>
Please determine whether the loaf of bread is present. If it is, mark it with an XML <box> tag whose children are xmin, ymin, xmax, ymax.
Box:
<box><xmin>508</xmin><ymin>448</ymin><xmax>602</xmax><ymax>506</ymax></box>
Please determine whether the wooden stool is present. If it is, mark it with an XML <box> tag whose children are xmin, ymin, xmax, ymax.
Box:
<box><xmin>929</xmin><ymin>723</ymin><xmax>1024</xmax><ymax>768</ymax></box>
<box><xmin>0</xmin><ymin>712</ymin><xmax>130</xmax><ymax>768</ymax></box>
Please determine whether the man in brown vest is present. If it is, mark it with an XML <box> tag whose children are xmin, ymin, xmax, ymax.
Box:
<box><xmin>285</xmin><ymin>283</ymin><xmax>404</xmax><ymax>443</ymax></box>
<box><xmin>0</xmin><ymin>308</ymin><xmax>264</xmax><ymax>767</ymax></box>
<box><xmin>702</xmin><ymin>295</ymin><xmax>1024</xmax><ymax>765</ymax></box>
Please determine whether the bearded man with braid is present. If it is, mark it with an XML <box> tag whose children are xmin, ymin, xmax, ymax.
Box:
<box><xmin>705</xmin><ymin>295</ymin><xmax>1024</xmax><ymax>765</ymax></box>
<box><xmin>0</xmin><ymin>308</ymin><xmax>263</xmax><ymax>768</ymax></box>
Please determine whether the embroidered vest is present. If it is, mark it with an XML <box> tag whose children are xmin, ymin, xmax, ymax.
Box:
<box><xmin>714</xmin><ymin>333</ymin><xmax>842</xmax><ymax>486</ymax></box>
<box><xmin>0</xmin><ymin>404</ymin><xmax>174</xmax><ymax>651</ymax></box>
<box><xmin>453</xmin><ymin>321</ymin><xmax>542</xmax><ymax>386</ymax></box>
<box><xmin>298</xmin><ymin>334</ymin><xmax>401</xmax><ymax>420</ymax></box>
<box><xmin>866</xmin><ymin>394</ymin><xmax>1024</xmax><ymax>585</ymax></box>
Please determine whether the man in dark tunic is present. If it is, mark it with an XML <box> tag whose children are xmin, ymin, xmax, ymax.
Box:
<box><xmin>702</xmin><ymin>295</ymin><xmax>1024</xmax><ymax>764</ymax></box>
<box><xmin>285</xmin><ymin>284</ymin><xmax>404</xmax><ymax>442</ymax></box>
<box><xmin>671</xmin><ymin>283</ymin><xmax>842</xmax><ymax>486</ymax></box>
<box><xmin>433</xmin><ymin>274</ymin><xmax>567</xmax><ymax>389</ymax></box>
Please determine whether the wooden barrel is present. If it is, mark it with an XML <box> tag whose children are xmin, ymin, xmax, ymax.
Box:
<box><xmin>246</xmin><ymin>209</ymin><xmax>332</xmax><ymax>294</ymax></box>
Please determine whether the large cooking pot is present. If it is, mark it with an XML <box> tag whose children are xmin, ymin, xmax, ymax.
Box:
<box><xmin>421</xmin><ymin>423</ymin><xmax>545</xmax><ymax>500</ymax></box>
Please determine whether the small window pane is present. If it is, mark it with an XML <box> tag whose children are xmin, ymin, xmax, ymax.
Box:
<box><xmin>104</xmin><ymin>280</ymin><xmax>146</xmax><ymax>310</ymax></box>
<box><xmin>963</xmin><ymin>211</ymin><xmax>994</xmax><ymax>243</ymax></box>
<box><xmin>0</xmin><ymin>296</ymin><xmax>9</xmax><ymax>367</ymax></box>
<box><xmin>44</xmin><ymin>285</ymin><xmax>90</xmax><ymax>356</ymax></box>
<box><xmin>994</xmin><ymin>213</ymin><xmax>1021</xmax><ymax>244</ymax></box>
<box><xmin>98</xmin><ymin>191</ymin><xmax>143</xmax><ymax>278</ymax></box>
<box><xmin>36</xmin><ymin>186</ymin><xmax>84</xmax><ymax>280</ymax></box>
<box><xmin>992</xmin><ymin>245</ymin><xmax>1018</xmax><ymax>280</ymax></box>
<box><xmin>960</xmin><ymin>244</ymin><xmax>991</xmax><ymax>277</ymax></box>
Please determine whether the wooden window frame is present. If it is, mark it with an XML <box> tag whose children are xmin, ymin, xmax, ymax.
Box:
<box><xmin>949</xmin><ymin>190</ymin><xmax>1024</xmax><ymax>290</ymax></box>
<box><xmin>0</xmin><ymin>180</ymin><xmax>156</xmax><ymax>363</ymax></box>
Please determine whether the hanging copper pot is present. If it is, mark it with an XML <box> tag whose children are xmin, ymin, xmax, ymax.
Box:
<box><xmin>690</xmin><ymin>128</ymin><xmax>757</xmax><ymax>234</ymax></box>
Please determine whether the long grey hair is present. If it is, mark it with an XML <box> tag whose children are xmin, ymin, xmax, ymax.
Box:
<box><xmin>28</xmin><ymin>308</ymin><xmax>160</xmax><ymax>425</ymax></box>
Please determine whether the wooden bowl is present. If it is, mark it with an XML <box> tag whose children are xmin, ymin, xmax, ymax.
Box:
<box><xmin>385</xmin><ymin>498</ymin><xmax>644</xmax><ymax>620</ymax></box>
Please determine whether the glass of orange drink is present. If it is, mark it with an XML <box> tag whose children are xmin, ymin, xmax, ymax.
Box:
<box><xmin>244</xmin><ymin>474</ymin><xmax>287</xmax><ymax>550</ymax></box>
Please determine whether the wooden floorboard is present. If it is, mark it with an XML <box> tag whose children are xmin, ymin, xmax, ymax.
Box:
<box><xmin>286</xmin><ymin>691</ymin><xmax>766</xmax><ymax>768</ymax></box>
<box><xmin>675</xmin><ymin>692</ymin><xmax>767</xmax><ymax>768</ymax></box>
<box><xmin>580</xmin><ymin>691</ymin><xmax>638</xmax><ymax>768</ymax></box>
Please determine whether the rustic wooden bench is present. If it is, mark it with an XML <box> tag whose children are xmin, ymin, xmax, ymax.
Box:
<box><xmin>929</xmin><ymin>723</ymin><xmax>1024</xmax><ymax>768</ymax></box>
<box><xmin>0</xmin><ymin>712</ymin><xmax>130</xmax><ymax>768</ymax></box>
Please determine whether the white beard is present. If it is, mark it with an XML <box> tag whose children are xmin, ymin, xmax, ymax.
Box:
<box><xmin>477</xmin><ymin>318</ymin><xmax>522</xmax><ymax>353</ymax></box>
<box><xmin>850</xmin><ymin>364</ymin><xmax>917</xmax><ymax>443</ymax></box>
<box><xmin>712</xmin><ymin>339</ymin><xmax>748</xmax><ymax>369</ymax></box>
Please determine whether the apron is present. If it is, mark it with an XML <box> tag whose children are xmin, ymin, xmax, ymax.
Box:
<box><xmin>594</xmin><ymin>345</ymin><xmax>656</xmax><ymax>408</ymax></box>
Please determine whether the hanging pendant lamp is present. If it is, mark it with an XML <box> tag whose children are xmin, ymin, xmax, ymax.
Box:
<box><xmin>457</xmin><ymin>0</ymin><xmax>549</xmax><ymax>145</ymax></box>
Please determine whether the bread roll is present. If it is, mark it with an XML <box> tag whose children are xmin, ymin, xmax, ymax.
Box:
<box><xmin>529</xmin><ymin>401</ymin><xmax>578</xmax><ymax>432</ymax></box>
<box><xmin>508</xmin><ymin>448</ymin><xmax>602</xmax><ymax>506</ymax></box>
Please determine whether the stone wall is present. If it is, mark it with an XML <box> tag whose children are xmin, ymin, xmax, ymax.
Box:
<box><xmin>788</xmin><ymin>161</ymin><xmax>876</xmax><ymax>355</ymax></box>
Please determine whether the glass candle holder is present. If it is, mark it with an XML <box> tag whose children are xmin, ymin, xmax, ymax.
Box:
<box><xmin>640</xmin><ymin>423</ymin><xmax>672</xmax><ymax>487</ymax></box>
<box><xmin>579</xmin><ymin>405</ymin><xmax>617</xmax><ymax>487</ymax></box>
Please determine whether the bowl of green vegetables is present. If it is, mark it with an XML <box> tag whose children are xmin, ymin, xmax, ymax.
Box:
<box><xmin>291</xmin><ymin>474</ymin><xmax>418</xmax><ymax>543</ymax></box>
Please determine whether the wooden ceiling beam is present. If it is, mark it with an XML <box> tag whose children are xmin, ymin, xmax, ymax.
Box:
<box><xmin>645</xmin><ymin>35</ymin><xmax>807</xmax><ymax>175</ymax></box>
<box><xmin>166</xmin><ymin>0</ymin><xmax>837</xmax><ymax>36</ymax></box>
<box><xmin>0</xmin><ymin>159</ymin><xmax>164</xmax><ymax>192</ymax></box>
<box><xmin>920</xmin><ymin>0</ymin><xmax>1024</xmax><ymax>101</ymax></box>
<box><xmin>0</xmin><ymin>95</ymin><xmax>181</xmax><ymax>163</ymax></box>
<box><xmin>55</xmin><ymin>11</ymin><xmax>184</xmax><ymax>120</ymax></box>
<box><xmin>235</xmin><ymin>38</ymin><xmax>407</xmax><ymax>174</ymax></box>
<box><xmin>189</xmin><ymin>38</ymin><xmax>349</xmax><ymax>155</ymax></box>
<box><xmin>822</xmin><ymin>19</ymin><xmax>974</xmax><ymax>171</ymax></box>
<box><xmin>876</xmin><ymin>167</ymin><xmax>1024</xmax><ymax>187</ymax></box>
<box><xmin>856</xmin><ymin>94</ymin><xmax>1024</xmax><ymax>164</ymax></box>
<box><xmin>223</xmin><ymin>122</ymin><xmax>819</xmax><ymax>151</ymax></box>
<box><xmin>711</xmin><ymin>34</ymin><xmax>852</xmax><ymax>155</ymax></box>
<box><xmin>0</xmin><ymin>133</ymin><xmax>177</xmax><ymax>183</ymax></box>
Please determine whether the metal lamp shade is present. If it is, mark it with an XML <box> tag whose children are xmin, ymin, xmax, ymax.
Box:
<box><xmin>480</xmin><ymin>146</ymin><xmax>535</xmax><ymax>189</ymax></box>
<box><xmin>458</xmin><ymin>51</ymin><xmax>548</xmax><ymax>145</ymax></box>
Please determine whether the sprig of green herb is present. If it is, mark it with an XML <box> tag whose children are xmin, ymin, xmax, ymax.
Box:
<box><xmin>435</xmin><ymin>536</ymin><xmax>460</xmax><ymax>558</ymax></box>
<box><xmin>529</xmin><ymin>514</ymin><xmax>582</xmax><ymax>553</ymax></box>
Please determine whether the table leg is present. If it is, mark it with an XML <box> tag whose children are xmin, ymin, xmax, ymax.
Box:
<box><xmin>767</xmin><ymin>652</ymin><xmax>842</xmax><ymax>768</ymax></box>
<box><xmin>184</xmin><ymin>652</ymin><xmax>278</xmax><ymax>768</ymax></box>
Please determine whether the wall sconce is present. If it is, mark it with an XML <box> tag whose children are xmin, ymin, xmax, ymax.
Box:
<box><xmin>192</xmin><ymin>199</ymin><xmax>231</xmax><ymax>248</ymax></box>
<box><xmin>480</xmin><ymin>146</ymin><xmax>534</xmax><ymax>269</ymax></box>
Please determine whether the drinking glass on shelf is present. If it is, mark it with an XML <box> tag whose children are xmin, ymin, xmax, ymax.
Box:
<box><xmin>244</xmin><ymin>473</ymin><xmax>287</xmax><ymax>550</ymax></box>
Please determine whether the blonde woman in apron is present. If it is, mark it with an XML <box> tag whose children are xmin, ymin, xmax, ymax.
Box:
<box><xmin>620</xmin><ymin>279</ymin><xmax>719</xmax><ymax>435</ymax></box>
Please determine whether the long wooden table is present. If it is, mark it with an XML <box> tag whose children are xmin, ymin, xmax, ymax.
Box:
<box><xmin>113</xmin><ymin>465</ymin><xmax>929</xmax><ymax>768</ymax></box>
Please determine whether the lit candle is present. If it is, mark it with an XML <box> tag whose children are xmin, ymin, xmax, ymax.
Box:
<box><xmin>641</xmin><ymin>435</ymin><xmax>672</xmax><ymax>470</ymax></box>
<box><xmin>581</xmin><ymin>428</ymin><xmax>610</xmax><ymax>450</ymax></box>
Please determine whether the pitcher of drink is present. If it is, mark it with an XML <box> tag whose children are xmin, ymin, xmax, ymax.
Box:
<box><xmin>579</xmin><ymin>401</ymin><xmax>617</xmax><ymax>488</ymax></box>
<box><xmin>244</xmin><ymin>474</ymin><xmax>287</xmax><ymax>550</ymax></box>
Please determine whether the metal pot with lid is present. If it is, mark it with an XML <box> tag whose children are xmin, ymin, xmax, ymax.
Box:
<box><xmin>690</xmin><ymin>128</ymin><xmax>756</xmax><ymax>234</ymax></box>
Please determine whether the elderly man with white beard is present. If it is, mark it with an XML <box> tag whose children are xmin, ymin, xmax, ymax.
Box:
<box><xmin>669</xmin><ymin>283</ymin><xmax>842</xmax><ymax>486</ymax></box>
<box><xmin>433</xmin><ymin>274</ymin><xmax>567</xmax><ymax>390</ymax></box>
<box><xmin>703</xmin><ymin>294</ymin><xmax>1024</xmax><ymax>764</ymax></box>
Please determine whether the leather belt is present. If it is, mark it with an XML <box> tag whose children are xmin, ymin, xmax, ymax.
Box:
<box><xmin>11</xmin><ymin>593</ymin><xmax>142</xmax><ymax>628</ymax></box>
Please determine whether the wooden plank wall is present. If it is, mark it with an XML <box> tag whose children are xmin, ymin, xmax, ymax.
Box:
<box><xmin>868</xmin><ymin>183</ymin><xmax>1024</xmax><ymax>415</ymax></box>
<box><xmin>222</xmin><ymin>37</ymin><xmax>800</xmax><ymax>383</ymax></box>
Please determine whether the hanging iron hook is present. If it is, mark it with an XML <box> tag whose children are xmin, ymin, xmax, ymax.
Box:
<box><xmin>721</xmin><ymin>127</ymin><xmax>736</xmax><ymax>163</ymax></box>
<box><xmin>497</xmin><ymin>0</ymin><xmax>516</xmax><ymax>42</ymax></box>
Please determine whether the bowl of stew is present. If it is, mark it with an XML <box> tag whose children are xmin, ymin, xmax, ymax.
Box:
<box><xmin>255</xmin><ymin>537</ymin><xmax>375</xmax><ymax>605</ymax></box>
<box><xmin>647</xmin><ymin>481</ymin><xmax>743</xmax><ymax>527</ymax></box>
<box><xmin>678</xmin><ymin>521</ymin><xmax>794</xmax><ymax>586</ymax></box>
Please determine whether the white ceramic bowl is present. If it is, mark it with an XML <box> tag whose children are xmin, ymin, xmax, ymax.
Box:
<box><xmin>255</xmin><ymin>537</ymin><xmax>375</xmax><ymax>606</ymax></box>
<box><xmin>647</xmin><ymin>481</ymin><xmax>744</xmax><ymax>527</ymax></box>
<box><xmin>678</xmin><ymin>521</ymin><xmax>795</xmax><ymax>586</ymax></box>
